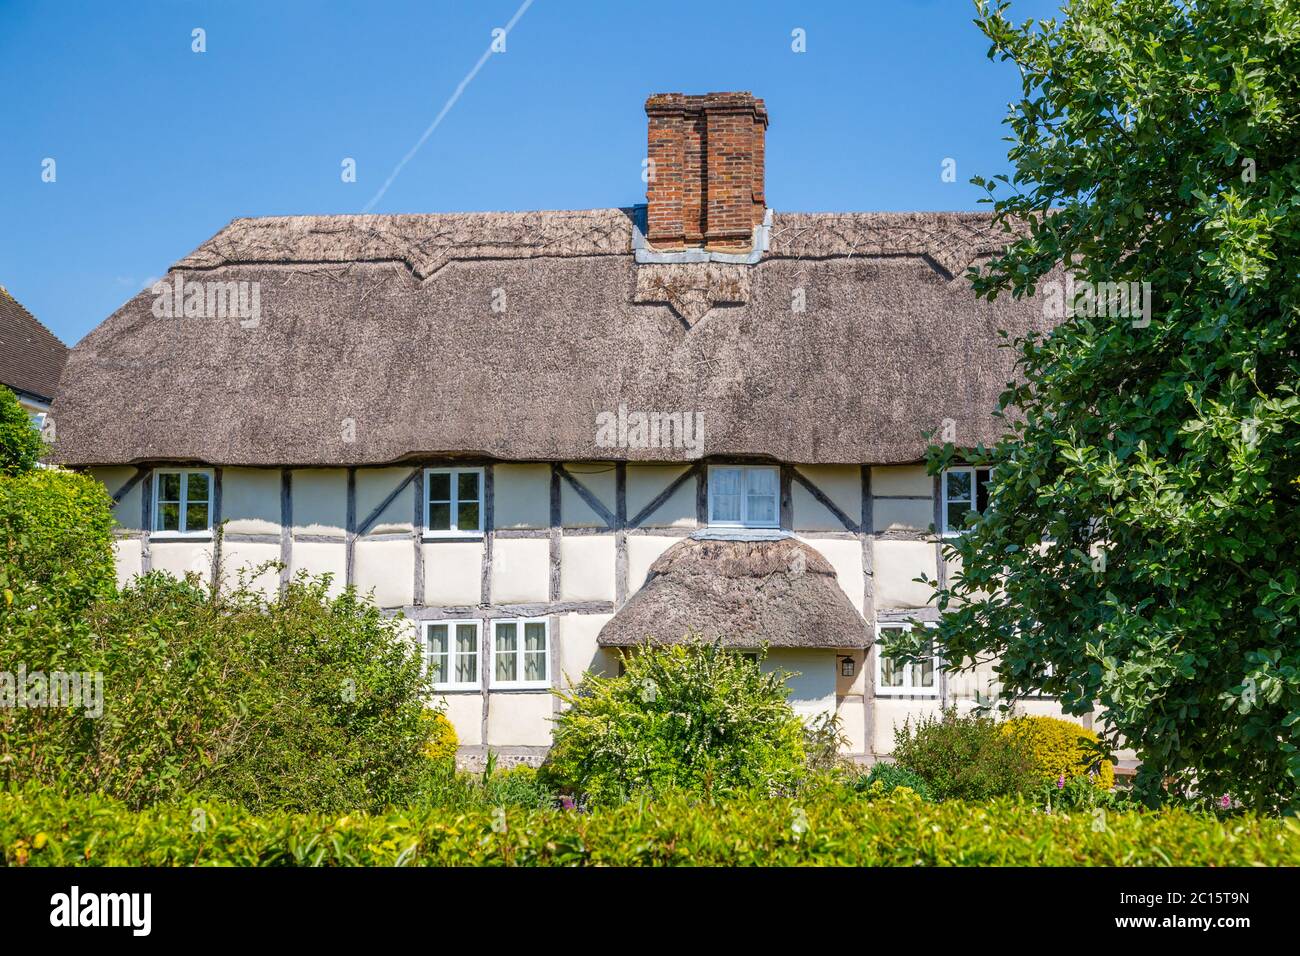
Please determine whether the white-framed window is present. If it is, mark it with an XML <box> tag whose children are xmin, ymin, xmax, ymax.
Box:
<box><xmin>423</xmin><ymin>620</ymin><xmax>481</xmax><ymax>691</ymax></box>
<box><xmin>152</xmin><ymin>468</ymin><xmax>213</xmax><ymax>537</ymax></box>
<box><xmin>491</xmin><ymin>618</ymin><xmax>549</xmax><ymax>689</ymax></box>
<box><xmin>942</xmin><ymin>466</ymin><xmax>992</xmax><ymax>535</ymax></box>
<box><xmin>424</xmin><ymin>467</ymin><xmax>484</xmax><ymax>537</ymax></box>
<box><xmin>707</xmin><ymin>465</ymin><xmax>780</xmax><ymax>528</ymax></box>
<box><xmin>875</xmin><ymin>622</ymin><xmax>940</xmax><ymax>697</ymax></box>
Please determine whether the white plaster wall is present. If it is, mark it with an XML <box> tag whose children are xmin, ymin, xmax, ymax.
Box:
<box><xmin>793</xmin><ymin>465</ymin><xmax>861</xmax><ymax>531</ymax></box>
<box><xmin>291</xmin><ymin>468</ymin><xmax>347</xmax><ymax>536</ymax></box>
<box><xmin>560</xmin><ymin>463</ymin><xmax>615</xmax><ymax>527</ymax></box>
<box><xmin>423</xmin><ymin>541</ymin><xmax>483</xmax><ymax>606</ymax></box>
<box><xmin>870</xmin><ymin>464</ymin><xmax>932</xmax><ymax>497</ymax></box>
<box><xmin>438</xmin><ymin>693</ymin><xmax>483</xmax><ymax>747</ymax></box>
<box><xmin>799</xmin><ymin>536</ymin><xmax>866</xmax><ymax>614</ymax></box>
<box><xmin>837</xmin><ymin>697</ymin><xmax>867</xmax><ymax>753</ymax></box>
<box><xmin>112</xmin><ymin>538</ymin><xmax>142</xmax><ymax>588</ymax></box>
<box><xmin>356</xmin><ymin>467</ymin><xmax>414</xmax><ymax>534</ymax></box>
<box><xmin>291</xmin><ymin>541</ymin><xmax>347</xmax><ymax>596</ymax></box>
<box><xmin>91</xmin><ymin>467</ymin><xmax>142</xmax><ymax>531</ymax></box>
<box><xmin>150</xmin><ymin>540</ymin><xmax>212</xmax><ymax>586</ymax></box>
<box><xmin>222</xmin><ymin>467</ymin><xmax>281</xmax><ymax>535</ymax></box>
<box><xmin>627</xmin><ymin>535</ymin><xmax>677</xmax><ymax>597</ymax></box>
<box><xmin>559</xmin><ymin>535</ymin><xmax>615</xmax><ymax>602</ymax></box>
<box><xmin>220</xmin><ymin>540</ymin><xmax>281</xmax><ymax>598</ymax></box>
<box><xmin>486</xmin><ymin>692</ymin><xmax>553</xmax><ymax>746</ymax></box>
<box><xmin>491</xmin><ymin>537</ymin><xmax>549</xmax><ymax>604</ymax></box>
<box><xmin>626</xmin><ymin>465</ymin><xmax>695</xmax><ymax>527</ymax></box>
<box><xmin>556</xmin><ymin>612</ymin><xmax>613</xmax><ymax>689</ymax></box>
<box><xmin>494</xmin><ymin>464</ymin><xmax>550</xmax><ymax>529</ymax></box>
<box><xmin>873</xmin><ymin>498</ymin><xmax>933</xmax><ymax>533</ymax></box>
<box><xmin>353</xmin><ymin>538</ymin><xmax>413</xmax><ymax>608</ymax></box>
<box><xmin>873</xmin><ymin>539</ymin><xmax>938</xmax><ymax>609</ymax></box>
<box><xmin>873</xmin><ymin>697</ymin><xmax>945</xmax><ymax>754</ymax></box>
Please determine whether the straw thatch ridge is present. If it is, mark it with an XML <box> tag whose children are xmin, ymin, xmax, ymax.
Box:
<box><xmin>597</xmin><ymin>536</ymin><xmax>869</xmax><ymax>649</ymax></box>
<box><xmin>50</xmin><ymin>209</ymin><xmax>1053</xmax><ymax>468</ymax></box>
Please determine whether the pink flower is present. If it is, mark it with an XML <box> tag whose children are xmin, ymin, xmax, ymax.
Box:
<box><xmin>560</xmin><ymin>795</ymin><xmax>576</xmax><ymax>811</ymax></box>
<box><xmin>1056</xmin><ymin>774</ymin><xmax>1065</xmax><ymax>789</ymax></box>
<box><xmin>1220</xmin><ymin>794</ymin><xmax>1231</xmax><ymax>810</ymax></box>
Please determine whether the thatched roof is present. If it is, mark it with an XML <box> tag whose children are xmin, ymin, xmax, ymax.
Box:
<box><xmin>597</xmin><ymin>535</ymin><xmax>868</xmax><ymax>649</ymax></box>
<box><xmin>0</xmin><ymin>285</ymin><xmax>67</xmax><ymax>404</ymax></box>
<box><xmin>50</xmin><ymin>209</ymin><xmax>1050</xmax><ymax>467</ymax></box>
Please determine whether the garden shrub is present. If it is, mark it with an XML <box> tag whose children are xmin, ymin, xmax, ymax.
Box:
<box><xmin>546</xmin><ymin>641</ymin><xmax>806</xmax><ymax>804</ymax></box>
<box><xmin>0</xmin><ymin>386</ymin><xmax>43</xmax><ymax>476</ymax></box>
<box><xmin>858</xmin><ymin>762</ymin><xmax>935</xmax><ymax>802</ymax></box>
<box><xmin>414</xmin><ymin>761</ymin><xmax>556</xmax><ymax>811</ymax></box>
<box><xmin>3</xmin><ymin>783</ymin><xmax>1297</xmax><ymax>867</ymax></box>
<box><xmin>1003</xmin><ymin>715</ymin><xmax>1115</xmax><ymax>790</ymax></box>
<box><xmin>421</xmin><ymin>711</ymin><xmax>459</xmax><ymax>763</ymax></box>
<box><xmin>2</xmin><ymin>568</ymin><xmax>438</xmax><ymax>814</ymax></box>
<box><xmin>890</xmin><ymin>706</ymin><xmax>1036</xmax><ymax>801</ymax></box>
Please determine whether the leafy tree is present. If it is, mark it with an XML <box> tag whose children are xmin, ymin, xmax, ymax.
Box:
<box><xmin>897</xmin><ymin>0</ymin><xmax>1299</xmax><ymax>811</ymax></box>
<box><xmin>0</xmin><ymin>387</ymin><xmax>44</xmax><ymax>476</ymax></box>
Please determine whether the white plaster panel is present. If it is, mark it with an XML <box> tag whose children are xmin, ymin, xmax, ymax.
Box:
<box><xmin>560</xmin><ymin>463</ymin><xmax>616</xmax><ymax>528</ymax></box>
<box><xmin>870</xmin><ymin>465</ymin><xmax>933</xmax><ymax>498</ymax></box>
<box><xmin>873</xmin><ymin>497</ymin><xmax>935</xmax><ymax>534</ymax></box>
<box><xmin>112</xmin><ymin>538</ymin><xmax>142</xmax><ymax>589</ymax></box>
<box><xmin>559</xmin><ymin>535</ymin><xmax>615</xmax><ymax>602</ymax></box>
<box><xmin>291</xmin><ymin>468</ymin><xmax>347</xmax><ymax>537</ymax></box>
<box><xmin>423</xmin><ymin>540</ymin><xmax>483</xmax><ymax>606</ymax></box>
<box><xmin>837</xmin><ymin>696</ymin><xmax>867</xmax><ymax>754</ymax></box>
<box><xmin>794</xmin><ymin>465</ymin><xmax>861</xmax><ymax>529</ymax></box>
<box><xmin>626</xmin><ymin>465</ymin><xmax>695</xmax><ymax>527</ymax></box>
<box><xmin>765</xmin><ymin>649</ymin><xmax>837</xmax><ymax>720</ymax></box>
<box><xmin>437</xmin><ymin>693</ymin><xmax>483</xmax><ymax>747</ymax></box>
<box><xmin>493</xmin><ymin>463</ymin><xmax>550</xmax><ymax>529</ymax></box>
<box><xmin>220</xmin><ymin>540</ymin><xmax>281</xmax><ymax>598</ymax></box>
<box><xmin>290</xmin><ymin>541</ymin><xmax>347</xmax><ymax>597</ymax></box>
<box><xmin>626</xmin><ymin>535</ymin><xmax>677</xmax><ymax>597</ymax></box>
<box><xmin>353</xmin><ymin>538</ymin><xmax>414</xmax><ymax>608</ymax></box>
<box><xmin>799</xmin><ymin>536</ymin><xmax>866</xmax><ymax>615</ymax></box>
<box><xmin>91</xmin><ymin>467</ymin><xmax>142</xmax><ymax>531</ymax></box>
<box><xmin>486</xmin><ymin>692</ymin><xmax>553</xmax><ymax>746</ymax></box>
<box><xmin>222</xmin><ymin>467</ymin><xmax>282</xmax><ymax>535</ymax></box>
<box><xmin>357</xmin><ymin>467</ymin><xmax>415</xmax><ymax>535</ymax></box>
<box><xmin>150</xmin><ymin>540</ymin><xmax>212</xmax><ymax>586</ymax></box>
<box><xmin>872</xmin><ymin>539</ymin><xmax>938</xmax><ymax>609</ymax></box>
<box><xmin>557</xmin><ymin>613</ymin><xmax>613</xmax><ymax>689</ymax></box>
<box><xmin>490</xmin><ymin>537</ymin><xmax>549</xmax><ymax>604</ymax></box>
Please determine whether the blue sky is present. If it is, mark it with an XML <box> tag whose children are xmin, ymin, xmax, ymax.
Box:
<box><xmin>0</xmin><ymin>0</ymin><xmax>1060</xmax><ymax>345</ymax></box>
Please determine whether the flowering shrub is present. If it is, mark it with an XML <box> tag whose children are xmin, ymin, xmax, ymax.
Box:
<box><xmin>857</xmin><ymin>762</ymin><xmax>935</xmax><ymax>802</ymax></box>
<box><xmin>421</xmin><ymin>711</ymin><xmax>459</xmax><ymax>764</ymax></box>
<box><xmin>1002</xmin><ymin>716</ymin><xmax>1115</xmax><ymax>790</ymax></box>
<box><xmin>889</xmin><ymin>706</ymin><xmax>1036</xmax><ymax>801</ymax></box>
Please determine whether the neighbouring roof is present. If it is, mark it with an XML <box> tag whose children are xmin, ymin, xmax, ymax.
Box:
<box><xmin>597</xmin><ymin>535</ymin><xmax>868</xmax><ymax>649</ymax></box>
<box><xmin>50</xmin><ymin>209</ymin><xmax>1050</xmax><ymax>467</ymax></box>
<box><xmin>0</xmin><ymin>286</ymin><xmax>67</xmax><ymax>405</ymax></box>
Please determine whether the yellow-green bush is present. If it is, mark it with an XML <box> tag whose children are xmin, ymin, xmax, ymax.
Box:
<box><xmin>421</xmin><ymin>711</ymin><xmax>459</xmax><ymax>763</ymax></box>
<box><xmin>1003</xmin><ymin>716</ymin><xmax>1114</xmax><ymax>789</ymax></box>
<box><xmin>3</xmin><ymin>784</ymin><xmax>1297</xmax><ymax>867</ymax></box>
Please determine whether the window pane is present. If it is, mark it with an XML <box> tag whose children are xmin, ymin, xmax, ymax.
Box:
<box><xmin>745</xmin><ymin>468</ymin><xmax>778</xmax><ymax>525</ymax></box>
<box><xmin>159</xmin><ymin>501</ymin><xmax>180</xmax><ymax>532</ymax></box>
<box><xmin>187</xmin><ymin>472</ymin><xmax>210</xmax><ymax>503</ymax></box>
<box><xmin>457</xmin><ymin>471</ymin><xmax>480</xmax><ymax>502</ymax></box>
<box><xmin>426</xmin><ymin>625</ymin><xmax>448</xmax><ymax>684</ymax></box>
<box><xmin>495</xmin><ymin>623</ymin><xmax>517</xmax><ymax>682</ymax></box>
<box><xmin>159</xmin><ymin>473</ymin><xmax>181</xmax><ymax>502</ymax></box>
<box><xmin>710</xmin><ymin>468</ymin><xmax>741</xmax><ymax>522</ymax></box>
<box><xmin>880</xmin><ymin>655</ymin><xmax>903</xmax><ymax>687</ymax></box>
<box><xmin>947</xmin><ymin>501</ymin><xmax>972</xmax><ymax>532</ymax></box>
<box><xmin>523</xmin><ymin>622</ymin><xmax>547</xmax><ymax>682</ymax></box>
<box><xmin>428</xmin><ymin>472</ymin><xmax>451</xmax><ymax>501</ymax></box>
<box><xmin>428</xmin><ymin>501</ymin><xmax>451</xmax><ymax>531</ymax></box>
<box><xmin>524</xmin><ymin>622</ymin><xmax>546</xmax><ymax>653</ymax></box>
<box><xmin>976</xmin><ymin>469</ymin><xmax>991</xmax><ymax>514</ymax></box>
<box><xmin>185</xmin><ymin>502</ymin><xmax>209</xmax><ymax>532</ymax></box>
<box><xmin>914</xmin><ymin>657</ymin><xmax>935</xmax><ymax>688</ymax></box>
<box><xmin>457</xmin><ymin>500</ymin><xmax>479</xmax><ymax>531</ymax></box>
<box><xmin>946</xmin><ymin>470</ymin><xmax>971</xmax><ymax>503</ymax></box>
<box><xmin>455</xmin><ymin>624</ymin><xmax>478</xmax><ymax>684</ymax></box>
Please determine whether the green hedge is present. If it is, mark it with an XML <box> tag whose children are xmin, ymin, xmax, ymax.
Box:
<box><xmin>3</xmin><ymin>785</ymin><xmax>1297</xmax><ymax>866</ymax></box>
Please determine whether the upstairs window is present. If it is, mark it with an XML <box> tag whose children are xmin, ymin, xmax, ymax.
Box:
<box><xmin>942</xmin><ymin>466</ymin><xmax>992</xmax><ymax>535</ymax></box>
<box><xmin>424</xmin><ymin>620</ymin><xmax>481</xmax><ymax>691</ymax></box>
<box><xmin>424</xmin><ymin>467</ymin><xmax>483</xmax><ymax>537</ymax></box>
<box><xmin>152</xmin><ymin>469</ymin><xmax>212</xmax><ymax>536</ymax></box>
<box><xmin>875</xmin><ymin>623</ymin><xmax>939</xmax><ymax>697</ymax></box>
<box><xmin>491</xmin><ymin>618</ymin><xmax>549</xmax><ymax>689</ymax></box>
<box><xmin>708</xmin><ymin>465</ymin><xmax>779</xmax><ymax>528</ymax></box>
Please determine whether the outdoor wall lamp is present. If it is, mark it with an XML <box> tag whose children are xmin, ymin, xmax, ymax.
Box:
<box><xmin>840</xmin><ymin>656</ymin><xmax>856</xmax><ymax>678</ymax></box>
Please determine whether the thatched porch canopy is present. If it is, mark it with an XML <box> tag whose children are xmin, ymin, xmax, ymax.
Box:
<box><xmin>597</xmin><ymin>534</ymin><xmax>868</xmax><ymax>649</ymax></box>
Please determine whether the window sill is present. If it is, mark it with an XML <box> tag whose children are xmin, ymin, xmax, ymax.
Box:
<box><xmin>422</xmin><ymin>531</ymin><xmax>485</xmax><ymax>541</ymax></box>
<box><xmin>874</xmin><ymin>690</ymin><xmax>940</xmax><ymax>699</ymax></box>
<box><xmin>150</xmin><ymin>532</ymin><xmax>213</xmax><ymax>542</ymax></box>
<box><xmin>431</xmin><ymin>685</ymin><xmax>481</xmax><ymax>694</ymax></box>
<box><xmin>489</xmin><ymin>683</ymin><xmax>551</xmax><ymax>692</ymax></box>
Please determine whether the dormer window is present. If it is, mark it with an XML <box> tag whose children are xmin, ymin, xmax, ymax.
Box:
<box><xmin>708</xmin><ymin>465</ymin><xmax>779</xmax><ymax>528</ymax></box>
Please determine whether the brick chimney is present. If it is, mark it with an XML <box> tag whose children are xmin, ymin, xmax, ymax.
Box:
<box><xmin>645</xmin><ymin>92</ymin><xmax>769</xmax><ymax>252</ymax></box>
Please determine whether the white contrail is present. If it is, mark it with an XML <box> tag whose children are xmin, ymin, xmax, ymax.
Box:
<box><xmin>361</xmin><ymin>0</ymin><xmax>536</xmax><ymax>214</ymax></box>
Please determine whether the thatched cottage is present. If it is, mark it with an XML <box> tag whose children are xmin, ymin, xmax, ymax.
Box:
<box><xmin>51</xmin><ymin>92</ymin><xmax>1076</xmax><ymax>765</ymax></box>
